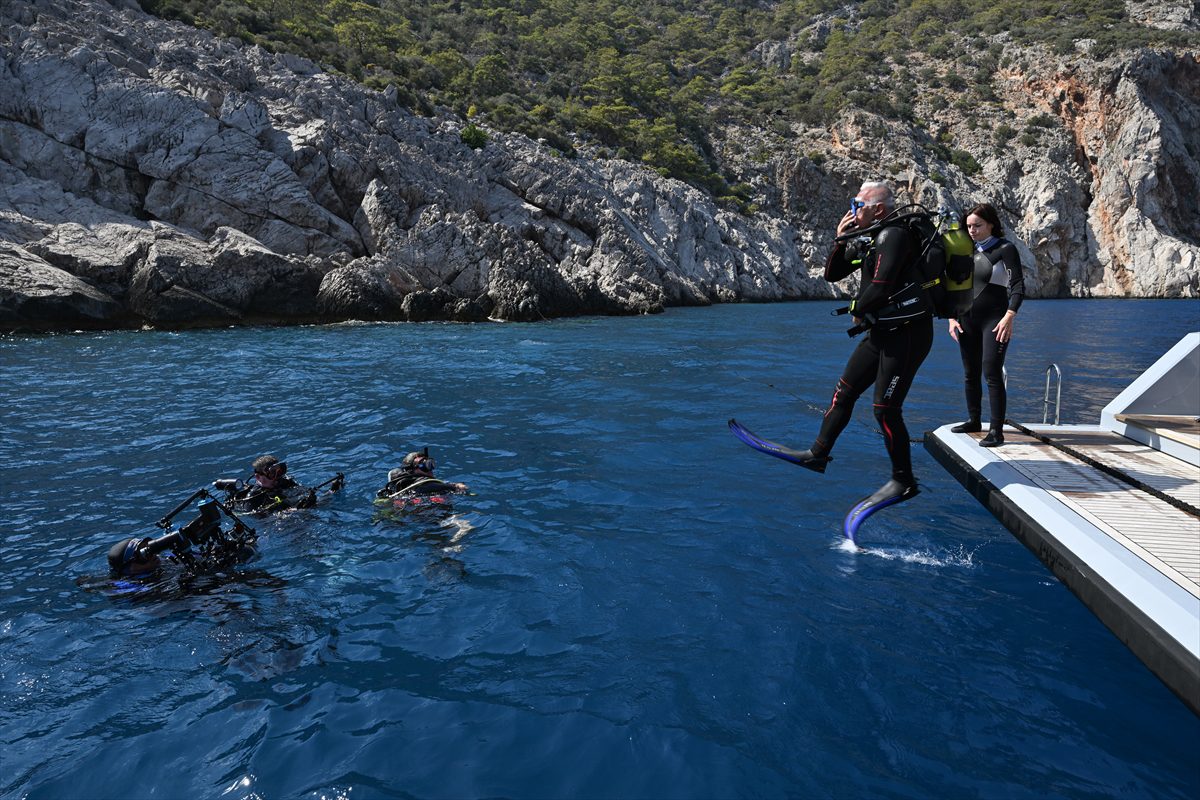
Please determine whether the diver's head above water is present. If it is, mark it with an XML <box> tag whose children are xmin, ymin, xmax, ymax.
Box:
<box><xmin>401</xmin><ymin>450</ymin><xmax>436</xmax><ymax>475</ymax></box>
<box><xmin>107</xmin><ymin>537</ymin><xmax>160</xmax><ymax>578</ymax></box>
<box><xmin>251</xmin><ymin>455</ymin><xmax>287</xmax><ymax>488</ymax></box>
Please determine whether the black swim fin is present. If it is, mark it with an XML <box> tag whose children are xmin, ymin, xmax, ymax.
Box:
<box><xmin>728</xmin><ymin>419</ymin><xmax>831</xmax><ymax>474</ymax></box>
<box><xmin>843</xmin><ymin>479</ymin><xmax>920</xmax><ymax>543</ymax></box>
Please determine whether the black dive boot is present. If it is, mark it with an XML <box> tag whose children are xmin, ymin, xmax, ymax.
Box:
<box><xmin>786</xmin><ymin>449</ymin><xmax>832</xmax><ymax>474</ymax></box>
<box><xmin>979</xmin><ymin>427</ymin><xmax>1005</xmax><ymax>447</ymax></box>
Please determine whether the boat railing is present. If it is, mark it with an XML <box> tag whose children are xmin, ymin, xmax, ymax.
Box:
<box><xmin>1043</xmin><ymin>364</ymin><xmax>1063</xmax><ymax>425</ymax></box>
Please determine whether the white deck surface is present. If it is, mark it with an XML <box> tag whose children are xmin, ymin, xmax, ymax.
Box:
<box><xmin>995</xmin><ymin>427</ymin><xmax>1200</xmax><ymax>595</ymax></box>
<box><xmin>928</xmin><ymin>423</ymin><xmax>1200</xmax><ymax>664</ymax></box>
<box><xmin>930</xmin><ymin>333</ymin><xmax>1200</xmax><ymax>712</ymax></box>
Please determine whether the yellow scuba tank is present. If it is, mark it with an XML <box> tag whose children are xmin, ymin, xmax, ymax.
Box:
<box><xmin>909</xmin><ymin>209</ymin><xmax>973</xmax><ymax>319</ymax></box>
<box><xmin>940</xmin><ymin>219</ymin><xmax>974</xmax><ymax>317</ymax></box>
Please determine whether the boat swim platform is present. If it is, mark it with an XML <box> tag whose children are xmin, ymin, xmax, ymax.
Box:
<box><xmin>925</xmin><ymin>422</ymin><xmax>1200</xmax><ymax>715</ymax></box>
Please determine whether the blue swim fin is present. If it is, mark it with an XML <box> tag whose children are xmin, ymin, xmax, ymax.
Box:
<box><xmin>728</xmin><ymin>419</ymin><xmax>831</xmax><ymax>473</ymax></box>
<box><xmin>843</xmin><ymin>479</ymin><xmax>920</xmax><ymax>543</ymax></box>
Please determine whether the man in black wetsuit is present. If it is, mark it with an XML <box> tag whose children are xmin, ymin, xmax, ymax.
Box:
<box><xmin>793</xmin><ymin>181</ymin><xmax>933</xmax><ymax>506</ymax></box>
<box><xmin>232</xmin><ymin>455</ymin><xmax>314</xmax><ymax>512</ymax></box>
<box><xmin>377</xmin><ymin>450</ymin><xmax>469</xmax><ymax>498</ymax></box>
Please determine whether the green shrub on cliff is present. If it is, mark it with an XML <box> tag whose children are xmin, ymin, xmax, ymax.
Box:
<box><xmin>137</xmin><ymin>0</ymin><xmax>1197</xmax><ymax>199</ymax></box>
<box><xmin>461</xmin><ymin>122</ymin><xmax>488</xmax><ymax>149</ymax></box>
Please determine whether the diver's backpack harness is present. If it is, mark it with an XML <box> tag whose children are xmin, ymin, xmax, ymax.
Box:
<box><xmin>833</xmin><ymin>204</ymin><xmax>974</xmax><ymax>336</ymax></box>
<box><xmin>909</xmin><ymin>205</ymin><xmax>974</xmax><ymax>318</ymax></box>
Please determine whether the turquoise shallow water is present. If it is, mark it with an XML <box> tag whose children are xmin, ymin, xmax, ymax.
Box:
<box><xmin>2</xmin><ymin>300</ymin><xmax>1198</xmax><ymax>799</ymax></box>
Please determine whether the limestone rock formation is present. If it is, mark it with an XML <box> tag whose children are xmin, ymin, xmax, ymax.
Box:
<box><xmin>0</xmin><ymin>0</ymin><xmax>818</xmax><ymax>330</ymax></box>
<box><xmin>1125</xmin><ymin>0</ymin><xmax>1198</xmax><ymax>32</ymax></box>
<box><xmin>0</xmin><ymin>0</ymin><xmax>1196</xmax><ymax>332</ymax></box>
<box><xmin>759</xmin><ymin>45</ymin><xmax>1200</xmax><ymax>301</ymax></box>
<box><xmin>0</xmin><ymin>241</ymin><xmax>127</xmax><ymax>329</ymax></box>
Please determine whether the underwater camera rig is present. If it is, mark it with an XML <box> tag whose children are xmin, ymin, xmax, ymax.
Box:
<box><xmin>108</xmin><ymin>489</ymin><xmax>257</xmax><ymax>576</ymax></box>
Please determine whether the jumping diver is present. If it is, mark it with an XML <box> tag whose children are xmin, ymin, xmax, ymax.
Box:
<box><xmin>730</xmin><ymin>181</ymin><xmax>934</xmax><ymax>541</ymax></box>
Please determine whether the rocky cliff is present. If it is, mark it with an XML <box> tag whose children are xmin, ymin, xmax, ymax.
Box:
<box><xmin>1</xmin><ymin>0</ymin><xmax>1196</xmax><ymax>331</ymax></box>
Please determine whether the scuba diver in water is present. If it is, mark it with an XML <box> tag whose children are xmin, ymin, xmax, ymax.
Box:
<box><xmin>377</xmin><ymin>449</ymin><xmax>469</xmax><ymax>499</ymax></box>
<box><xmin>106</xmin><ymin>490</ymin><xmax>257</xmax><ymax>581</ymax></box>
<box><xmin>375</xmin><ymin>449</ymin><xmax>476</xmax><ymax>580</ymax></box>
<box><xmin>242</xmin><ymin>455</ymin><xmax>311</xmax><ymax>511</ymax></box>
<box><xmin>214</xmin><ymin>455</ymin><xmax>344</xmax><ymax>514</ymax></box>
<box><xmin>729</xmin><ymin>181</ymin><xmax>934</xmax><ymax>540</ymax></box>
<box><xmin>107</xmin><ymin>537</ymin><xmax>163</xmax><ymax>578</ymax></box>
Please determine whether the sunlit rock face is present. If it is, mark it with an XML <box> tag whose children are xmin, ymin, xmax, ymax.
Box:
<box><xmin>1</xmin><ymin>0</ymin><xmax>1195</xmax><ymax>331</ymax></box>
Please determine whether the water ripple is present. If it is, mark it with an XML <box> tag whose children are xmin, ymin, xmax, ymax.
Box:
<box><xmin>2</xmin><ymin>302</ymin><xmax>1198</xmax><ymax>799</ymax></box>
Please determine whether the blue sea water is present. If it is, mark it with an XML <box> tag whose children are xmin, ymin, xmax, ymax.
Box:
<box><xmin>2</xmin><ymin>299</ymin><xmax>1198</xmax><ymax>800</ymax></box>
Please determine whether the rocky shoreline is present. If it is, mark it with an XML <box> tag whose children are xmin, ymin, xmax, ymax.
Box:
<box><xmin>2</xmin><ymin>0</ymin><xmax>1197</xmax><ymax>333</ymax></box>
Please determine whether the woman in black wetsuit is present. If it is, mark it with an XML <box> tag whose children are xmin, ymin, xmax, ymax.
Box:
<box><xmin>948</xmin><ymin>202</ymin><xmax>1025</xmax><ymax>447</ymax></box>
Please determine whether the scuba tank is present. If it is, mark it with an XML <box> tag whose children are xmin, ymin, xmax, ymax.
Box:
<box><xmin>907</xmin><ymin>208</ymin><xmax>973</xmax><ymax>320</ymax></box>
<box><xmin>939</xmin><ymin>217</ymin><xmax>974</xmax><ymax>315</ymax></box>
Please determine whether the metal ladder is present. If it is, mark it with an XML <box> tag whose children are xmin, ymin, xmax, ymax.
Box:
<box><xmin>1042</xmin><ymin>364</ymin><xmax>1062</xmax><ymax>425</ymax></box>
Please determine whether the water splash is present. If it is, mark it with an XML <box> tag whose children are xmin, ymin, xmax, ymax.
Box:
<box><xmin>838</xmin><ymin>538</ymin><xmax>981</xmax><ymax>568</ymax></box>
